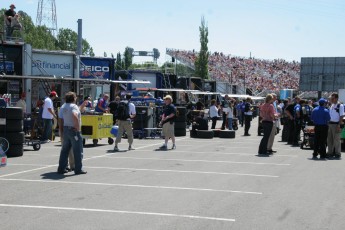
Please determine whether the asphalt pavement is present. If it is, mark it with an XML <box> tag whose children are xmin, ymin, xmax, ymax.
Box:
<box><xmin>1</xmin><ymin>118</ymin><xmax>345</xmax><ymax>230</ymax></box>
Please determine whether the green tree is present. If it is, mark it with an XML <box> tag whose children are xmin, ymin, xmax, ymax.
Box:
<box><xmin>123</xmin><ymin>47</ymin><xmax>133</xmax><ymax>70</ymax></box>
<box><xmin>195</xmin><ymin>16</ymin><xmax>210</xmax><ymax>79</ymax></box>
<box><xmin>115</xmin><ymin>52</ymin><xmax>123</xmax><ymax>70</ymax></box>
<box><xmin>56</xmin><ymin>28</ymin><xmax>94</xmax><ymax>56</ymax></box>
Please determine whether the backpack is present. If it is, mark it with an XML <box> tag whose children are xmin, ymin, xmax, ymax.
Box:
<box><xmin>334</xmin><ymin>103</ymin><xmax>344</xmax><ymax>114</ymax></box>
<box><xmin>116</xmin><ymin>101</ymin><xmax>130</xmax><ymax>120</ymax></box>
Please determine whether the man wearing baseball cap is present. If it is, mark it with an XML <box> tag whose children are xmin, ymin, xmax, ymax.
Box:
<box><xmin>5</xmin><ymin>4</ymin><xmax>16</xmax><ymax>39</ymax></box>
<box><xmin>158</xmin><ymin>95</ymin><xmax>176</xmax><ymax>150</ymax></box>
<box><xmin>311</xmin><ymin>98</ymin><xmax>330</xmax><ymax>159</ymax></box>
<box><xmin>42</xmin><ymin>91</ymin><xmax>58</xmax><ymax>143</ymax></box>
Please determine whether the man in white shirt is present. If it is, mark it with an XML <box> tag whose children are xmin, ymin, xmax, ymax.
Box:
<box><xmin>327</xmin><ymin>93</ymin><xmax>344</xmax><ymax>159</ymax></box>
<box><xmin>15</xmin><ymin>92</ymin><xmax>26</xmax><ymax>114</ymax></box>
<box><xmin>42</xmin><ymin>91</ymin><xmax>58</xmax><ymax>142</ymax></box>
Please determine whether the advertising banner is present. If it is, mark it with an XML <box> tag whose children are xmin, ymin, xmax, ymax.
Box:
<box><xmin>80</xmin><ymin>57</ymin><xmax>112</xmax><ymax>79</ymax></box>
<box><xmin>32</xmin><ymin>52</ymin><xmax>74</xmax><ymax>76</ymax></box>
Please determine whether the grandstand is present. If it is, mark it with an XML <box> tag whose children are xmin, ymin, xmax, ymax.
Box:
<box><xmin>166</xmin><ymin>48</ymin><xmax>300</xmax><ymax>96</ymax></box>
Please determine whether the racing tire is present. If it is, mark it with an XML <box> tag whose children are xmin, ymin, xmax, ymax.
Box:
<box><xmin>176</xmin><ymin>107</ymin><xmax>187</xmax><ymax>116</ymax></box>
<box><xmin>211</xmin><ymin>129</ymin><xmax>221</xmax><ymax>137</ymax></box>
<box><xmin>0</xmin><ymin>107</ymin><xmax>23</xmax><ymax>120</ymax></box>
<box><xmin>0</xmin><ymin>120</ymin><xmax>23</xmax><ymax>132</ymax></box>
<box><xmin>174</xmin><ymin>122</ymin><xmax>187</xmax><ymax>129</ymax></box>
<box><xmin>219</xmin><ymin>130</ymin><xmax>235</xmax><ymax>138</ymax></box>
<box><xmin>1</xmin><ymin>131</ymin><xmax>25</xmax><ymax>145</ymax></box>
<box><xmin>175</xmin><ymin>128</ymin><xmax>186</xmax><ymax>137</ymax></box>
<box><xmin>7</xmin><ymin>144</ymin><xmax>24</xmax><ymax>158</ymax></box>
<box><xmin>190</xmin><ymin>130</ymin><xmax>197</xmax><ymax>138</ymax></box>
<box><xmin>175</xmin><ymin>115</ymin><xmax>187</xmax><ymax>122</ymax></box>
<box><xmin>196</xmin><ymin>130</ymin><xmax>214</xmax><ymax>139</ymax></box>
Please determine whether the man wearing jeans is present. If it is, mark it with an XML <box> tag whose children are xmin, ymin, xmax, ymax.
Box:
<box><xmin>42</xmin><ymin>91</ymin><xmax>58</xmax><ymax>142</ymax></box>
<box><xmin>57</xmin><ymin>92</ymin><xmax>86</xmax><ymax>175</ymax></box>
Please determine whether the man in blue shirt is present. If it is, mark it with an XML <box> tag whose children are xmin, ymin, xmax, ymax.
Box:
<box><xmin>292</xmin><ymin>98</ymin><xmax>303</xmax><ymax>146</ymax></box>
<box><xmin>95</xmin><ymin>94</ymin><xmax>109</xmax><ymax>113</ymax></box>
<box><xmin>311</xmin><ymin>98</ymin><xmax>330</xmax><ymax>159</ymax></box>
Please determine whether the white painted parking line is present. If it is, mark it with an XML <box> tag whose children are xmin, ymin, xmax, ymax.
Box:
<box><xmin>0</xmin><ymin>165</ymin><xmax>55</xmax><ymax>178</ymax></box>
<box><xmin>0</xmin><ymin>139</ymin><xmax>190</xmax><ymax>178</ymax></box>
<box><xmin>134</xmin><ymin>149</ymin><xmax>297</xmax><ymax>157</ymax></box>
<box><xmin>105</xmin><ymin>156</ymin><xmax>291</xmax><ymax>166</ymax></box>
<box><xmin>0</xmin><ymin>204</ymin><xmax>235</xmax><ymax>222</ymax></box>
<box><xmin>87</xmin><ymin>166</ymin><xmax>279</xmax><ymax>178</ymax></box>
<box><xmin>8</xmin><ymin>164</ymin><xmax>279</xmax><ymax>178</ymax></box>
<box><xmin>0</xmin><ymin>178</ymin><xmax>263</xmax><ymax>195</ymax></box>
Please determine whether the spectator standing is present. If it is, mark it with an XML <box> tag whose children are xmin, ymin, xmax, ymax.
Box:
<box><xmin>57</xmin><ymin>92</ymin><xmax>86</xmax><ymax>175</ymax></box>
<box><xmin>79</xmin><ymin>96</ymin><xmax>92</xmax><ymax>109</ymax></box>
<box><xmin>196</xmin><ymin>98</ymin><xmax>205</xmax><ymax>111</ymax></box>
<box><xmin>258</xmin><ymin>94</ymin><xmax>275</xmax><ymax>155</ymax></box>
<box><xmin>236</xmin><ymin>100</ymin><xmax>244</xmax><ymax>127</ymax></box>
<box><xmin>15</xmin><ymin>92</ymin><xmax>26</xmax><ymax>114</ymax></box>
<box><xmin>159</xmin><ymin>95</ymin><xmax>176</xmax><ymax>150</ymax></box>
<box><xmin>221</xmin><ymin>95</ymin><xmax>231</xmax><ymax>130</ymax></box>
<box><xmin>209</xmin><ymin>99</ymin><xmax>219</xmax><ymax>129</ymax></box>
<box><xmin>113</xmin><ymin>94</ymin><xmax>136</xmax><ymax>151</ymax></box>
<box><xmin>108</xmin><ymin>96</ymin><xmax>120</xmax><ymax>125</ymax></box>
<box><xmin>224</xmin><ymin>101</ymin><xmax>234</xmax><ymax>130</ymax></box>
<box><xmin>42</xmin><ymin>91</ymin><xmax>58</xmax><ymax>142</ymax></box>
<box><xmin>285</xmin><ymin>98</ymin><xmax>296</xmax><ymax>144</ymax></box>
<box><xmin>95</xmin><ymin>94</ymin><xmax>109</xmax><ymax>113</ymax></box>
<box><xmin>267</xmin><ymin>93</ymin><xmax>279</xmax><ymax>153</ymax></box>
<box><xmin>311</xmin><ymin>98</ymin><xmax>330</xmax><ymax>159</ymax></box>
<box><xmin>244</xmin><ymin>97</ymin><xmax>253</xmax><ymax>136</ymax></box>
<box><xmin>292</xmin><ymin>97</ymin><xmax>302</xmax><ymax>146</ymax></box>
<box><xmin>327</xmin><ymin>93</ymin><xmax>344</xmax><ymax>159</ymax></box>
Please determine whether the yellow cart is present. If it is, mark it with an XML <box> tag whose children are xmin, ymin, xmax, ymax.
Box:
<box><xmin>81</xmin><ymin>114</ymin><xmax>114</xmax><ymax>146</ymax></box>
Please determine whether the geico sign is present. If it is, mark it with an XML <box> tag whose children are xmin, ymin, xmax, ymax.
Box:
<box><xmin>80</xmin><ymin>66</ymin><xmax>109</xmax><ymax>72</ymax></box>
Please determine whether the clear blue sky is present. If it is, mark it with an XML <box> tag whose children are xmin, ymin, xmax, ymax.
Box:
<box><xmin>6</xmin><ymin>0</ymin><xmax>345</xmax><ymax>64</ymax></box>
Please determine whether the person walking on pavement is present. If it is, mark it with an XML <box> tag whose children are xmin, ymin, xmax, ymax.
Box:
<box><xmin>244</xmin><ymin>97</ymin><xmax>253</xmax><ymax>136</ymax></box>
<box><xmin>258</xmin><ymin>94</ymin><xmax>276</xmax><ymax>156</ymax></box>
<box><xmin>159</xmin><ymin>95</ymin><xmax>176</xmax><ymax>150</ymax></box>
<box><xmin>113</xmin><ymin>94</ymin><xmax>136</xmax><ymax>151</ymax></box>
<box><xmin>311</xmin><ymin>98</ymin><xmax>330</xmax><ymax>159</ymax></box>
<box><xmin>57</xmin><ymin>92</ymin><xmax>86</xmax><ymax>175</ymax></box>
<box><xmin>267</xmin><ymin>93</ymin><xmax>279</xmax><ymax>154</ymax></box>
<box><xmin>42</xmin><ymin>91</ymin><xmax>58</xmax><ymax>142</ymax></box>
<box><xmin>327</xmin><ymin>93</ymin><xmax>344</xmax><ymax>159</ymax></box>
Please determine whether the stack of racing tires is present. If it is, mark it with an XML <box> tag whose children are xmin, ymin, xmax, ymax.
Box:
<box><xmin>0</xmin><ymin>107</ymin><xmax>24</xmax><ymax>157</ymax></box>
<box><xmin>174</xmin><ymin>107</ymin><xmax>187</xmax><ymax>137</ymax></box>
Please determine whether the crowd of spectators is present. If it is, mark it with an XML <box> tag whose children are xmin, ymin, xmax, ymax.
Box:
<box><xmin>166</xmin><ymin>49</ymin><xmax>300</xmax><ymax>94</ymax></box>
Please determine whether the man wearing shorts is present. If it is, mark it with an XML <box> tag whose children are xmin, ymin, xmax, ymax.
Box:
<box><xmin>159</xmin><ymin>95</ymin><xmax>176</xmax><ymax>150</ymax></box>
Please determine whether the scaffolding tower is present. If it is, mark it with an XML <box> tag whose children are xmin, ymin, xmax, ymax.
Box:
<box><xmin>36</xmin><ymin>0</ymin><xmax>58</xmax><ymax>36</ymax></box>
